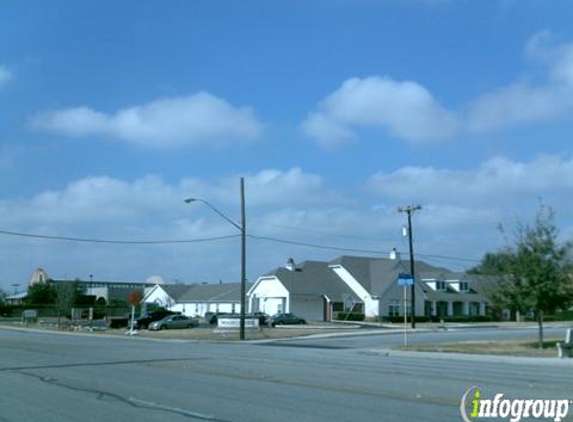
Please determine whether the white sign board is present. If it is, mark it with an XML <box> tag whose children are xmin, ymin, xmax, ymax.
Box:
<box><xmin>22</xmin><ymin>310</ymin><xmax>38</xmax><ymax>319</ymax></box>
<box><xmin>217</xmin><ymin>317</ymin><xmax>259</xmax><ymax>329</ymax></box>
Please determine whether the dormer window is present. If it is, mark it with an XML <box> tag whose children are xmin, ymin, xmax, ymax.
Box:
<box><xmin>459</xmin><ymin>282</ymin><xmax>469</xmax><ymax>292</ymax></box>
<box><xmin>436</xmin><ymin>281</ymin><xmax>446</xmax><ymax>291</ymax></box>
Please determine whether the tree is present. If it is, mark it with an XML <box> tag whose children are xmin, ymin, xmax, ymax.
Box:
<box><xmin>54</xmin><ymin>280</ymin><xmax>84</xmax><ymax>322</ymax></box>
<box><xmin>473</xmin><ymin>205</ymin><xmax>573</xmax><ymax>347</ymax></box>
<box><xmin>27</xmin><ymin>283</ymin><xmax>57</xmax><ymax>305</ymax></box>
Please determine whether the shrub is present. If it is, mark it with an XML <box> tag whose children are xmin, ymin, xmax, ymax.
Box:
<box><xmin>554</xmin><ymin>310</ymin><xmax>573</xmax><ymax>321</ymax></box>
<box><xmin>334</xmin><ymin>312</ymin><xmax>365</xmax><ymax>321</ymax></box>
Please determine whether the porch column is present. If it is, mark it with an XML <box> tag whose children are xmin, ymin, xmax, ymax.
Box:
<box><xmin>447</xmin><ymin>302</ymin><xmax>454</xmax><ymax>317</ymax></box>
<box><xmin>479</xmin><ymin>302</ymin><xmax>486</xmax><ymax>316</ymax></box>
<box><xmin>431</xmin><ymin>301</ymin><xmax>437</xmax><ymax>317</ymax></box>
<box><xmin>462</xmin><ymin>301</ymin><xmax>469</xmax><ymax>316</ymax></box>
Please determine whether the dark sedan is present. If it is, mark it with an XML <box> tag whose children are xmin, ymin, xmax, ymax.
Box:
<box><xmin>269</xmin><ymin>313</ymin><xmax>306</xmax><ymax>327</ymax></box>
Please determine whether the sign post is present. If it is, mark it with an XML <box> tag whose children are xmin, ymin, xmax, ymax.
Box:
<box><xmin>398</xmin><ymin>273</ymin><xmax>414</xmax><ymax>347</ymax></box>
<box><xmin>127</xmin><ymin>290</ymin><xmax>142</xmax><ymax>336</ymax></box>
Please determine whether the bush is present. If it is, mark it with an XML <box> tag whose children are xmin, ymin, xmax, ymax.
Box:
<box><xmin>380</xmin><ymin>316</ymin><xmax>431</xmax><ymax>323</ymax></box>
<box><xmin>334</xmin><ymin>312</ymin><xmax>365</xmax><ymax>321</ymax></box>
<box><xmin>554</xmin><ymin>310</ymin><xmax>573</xmax><ymax>321</ymax></box>
<box><xmin>379</xmin><ymin>315</ymin><xmax>493</xmax><ymax>323</ymax></box>
<box><xmin>0</xmin><ymin>305</ymin><xmax>14</xmax><ymax>317</ymax></box>
<box><xmin>440</xmin><ymin>315</ymin><xmax>493</xmax><ymax>323</ymax></box>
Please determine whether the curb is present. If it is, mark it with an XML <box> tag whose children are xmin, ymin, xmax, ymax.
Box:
<box><xmin>363</xmin><ymin>348</ymin><xmax>573</xmax><ymax>366</ymax></box>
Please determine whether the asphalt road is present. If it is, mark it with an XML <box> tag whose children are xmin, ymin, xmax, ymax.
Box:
<box><xmin>0</xmin><ymin>327</ymin><xmax>571</xmax><ymax>422</ymax></box>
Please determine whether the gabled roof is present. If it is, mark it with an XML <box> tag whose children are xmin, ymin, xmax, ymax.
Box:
<box><xmin>263</xmin><ymin>260</ymin><xmax>360</xmax><ymax>303</ymax></box>
<box><xmin>329</xmin><ymin>255</ymin><xmax>411</xmax><ymax>295</ymax></box>
<box><xmin>178</xmin><ymin>282</ymin><xmax>252</xmax><ymax>303</ymax></box>
<box><xmin>329</xmin><ymin>255</ymin><xmax>490</xmax><ymax>300</ymax></box>
<box><xmin>160</xmin><ymin>284</ymin><xmax>194</xmax><ymax>301</ymax></box>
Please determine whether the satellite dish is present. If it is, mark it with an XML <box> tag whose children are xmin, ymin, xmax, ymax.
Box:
<box><xmin>146</xmin><ymin>275</ymin><xmax>165</xmax><ymax>285</ymax></box>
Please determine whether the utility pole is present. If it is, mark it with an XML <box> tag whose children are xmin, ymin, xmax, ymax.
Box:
<box><xmin>398</xmin><ymin>205</ymin><xmax>421</xmax><ymax>329</ymax></box>
<box><xmin>239</xmin><ymin>177</ymin><xmax>246</xmax><ymax>341</ymax></box>
<box><xmin>184</xmin><ymin>177</ymin><xmax>247</xmax><ymax>340</ymax></box>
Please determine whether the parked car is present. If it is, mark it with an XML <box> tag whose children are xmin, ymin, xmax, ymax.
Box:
<box><xmin>133</xmin><ymin>309</ymin><xmax>177</xmax><ymax>329</ymax></box>
<box><xmin>269</xmin><ymin>313</ymin><xmax>306</xmax><ymax>327</ymax></box>
<box><xmin>148</xmin><ymin>315</ymin><xmax>198</xmax><ymax>330</ymax></box>
<box><xmin>205</xmin><ymin>312</ymin><xmax>232</xmax><ymax>325</ymax></box>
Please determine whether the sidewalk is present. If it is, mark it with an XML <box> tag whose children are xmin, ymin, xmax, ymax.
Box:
<box><xmin>365</xmin><ymin>348</ymin><xmax>573</xmax><ymax>367</ymax></box>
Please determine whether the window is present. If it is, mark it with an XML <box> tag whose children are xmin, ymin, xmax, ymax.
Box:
<box><xmin>231</xmin><ymin>303</ymin><xmax>236</xmax><ymax>314</ymax></box>
<box><xmin>459</xmin><ymin>282</ymin><xmax>469</xmax><ymax>292</ymax></box>
<box><xmin>388</xmin><ymin>300</ymin><xmax>400</xmax><ymax>317</ymax></box>
<box><xmin>436</xmin><ymin>281</ymin><xmax>446</xmax><ymax>291</ymax></box>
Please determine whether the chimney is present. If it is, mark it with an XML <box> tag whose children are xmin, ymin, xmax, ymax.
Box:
<box><xmin>285</xmin><ymin>257</ymin><xmax>296</xmax><ymax>271</ymax></box>
<box><xmin>389</xmin><ymin>248</ymin><xmax>401</xmax><ymax>260</ymax></box>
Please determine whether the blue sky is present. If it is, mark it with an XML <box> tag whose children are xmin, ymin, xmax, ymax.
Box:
<box><xmin>1</xmin><ymin>0</ymin><xmax>573</xmax><ymax>291</ymax></box>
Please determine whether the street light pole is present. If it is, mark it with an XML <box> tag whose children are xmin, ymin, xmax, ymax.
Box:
<box><xmin>398</xmin><ymin>205</ymin><xmax>421</xmax><ymax>329</ymax></box>
<box><xmin>184</xmin><ymin>177</ymin><xmax>247</xmax><ymax>340</ymax></box>
<box><xmin>239</xmin><ymin>177</ymin><xmax>246</xmax><ymax>341</ymax></box>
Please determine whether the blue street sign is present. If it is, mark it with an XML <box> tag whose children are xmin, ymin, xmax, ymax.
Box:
<box><xmin>398</xmin><ymin>273</ymin><xmax>414</xmax><ymax>286</ymax></box>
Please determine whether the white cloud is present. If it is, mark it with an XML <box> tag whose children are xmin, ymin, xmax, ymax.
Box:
<box><xmin>0</xmin><ymin>65</ymin><xmax>12</xmax><ymax>88</ymax></box>
<box><xmin>2</xmin><ymin>159</ymin><xmax>573</xmax><ymax>290</ymax></box>
<box><xmin>31</xmin><ymin>92</ymin><xmax>264</xmax><ymax>148</ymax></box>
<box><xmin>0</xmin><ymin>168</ymin><xmax>361</xmax><ymax>289</ymax></box>
<box><xmin>303</xmin><ymin>33</ymin><xmax>573</xmax><ymax>147</ymax></box>
<box><xmin>469</xmin><ymin>31</ymin><xmax>573</xmax><ymax>133</ymax></box>
<box><xmin>300</xmin><ymin>112</ymin><xmax>357</xmax><ymax>149</ymax></box>
<box><xmin>2</xmin><ymin>168</ymin><xmax>339</xmax><ymax>230</ymax></box>
<box><xmin>301</xmin><ymin>76</ymin><xmax>459</xmax><ymax>148</ymax></box>
<box><xmin>366</xmin><ymin>154</ymin><xmax>573</xmax><ymax>205</ymax></box>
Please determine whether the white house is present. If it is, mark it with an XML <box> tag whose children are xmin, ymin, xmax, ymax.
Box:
<box><xmin>249</xmin><ymin>255</ymin><xmax>491</xmax><ymax>322</ymax></box>
<box><xmin>248</xmin><ymin>259</ymin><xmax>361</xmax><ymax>321</ymax></box>
<box><xmin>142</xmin><ymin>282</ymin><xmax>251</xmax><ymax>317</ymax></box>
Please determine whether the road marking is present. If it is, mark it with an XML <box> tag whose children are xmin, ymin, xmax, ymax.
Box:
<box><xmin>128</xmin><ymin>397</ymin><xmax>215</xmax><ymax>420</ymax></box>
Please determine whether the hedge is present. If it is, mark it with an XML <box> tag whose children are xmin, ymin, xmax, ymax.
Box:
<box><xmin>334</xmin><ymin>312</ymin><xmax>365</xmax><ymax>321</ymax></box>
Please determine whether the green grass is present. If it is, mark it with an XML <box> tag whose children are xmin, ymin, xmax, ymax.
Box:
<box><xmin>402</xmin><ymin>338</ymin><xmax>561</xmax><ymax>358</ymax></box>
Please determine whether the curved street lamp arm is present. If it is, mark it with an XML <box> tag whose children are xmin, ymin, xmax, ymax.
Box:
<box><xmin>184</xmin><ymin>198</ymin><xmax>242</xmax><ymax>232</ymax></box>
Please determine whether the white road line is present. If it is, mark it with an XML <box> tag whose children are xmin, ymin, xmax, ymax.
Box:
<box><xmin>128</xmin><ymin>397</ymin><xmax>215</xmax><ymax>420</ymax></box>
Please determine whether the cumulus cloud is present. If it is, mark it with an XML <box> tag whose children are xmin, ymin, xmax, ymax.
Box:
<box><xmin>31</xmin><ymin>92</ymin><xmax>264</xmax><ymax>148</ymax></box>
<box><xmin>0</xmin><ymin>168</ymin><xmax>361</xmax><ymax>287</ymax></box>
<box><xmin>301</xmin><ymin>76</ymin><xmax>459</xmax><ymax>148</ymax></box>
<box><xmin>1</xmin><ymin>168</ymin><xmax>338</xmax><ymax>230</ymax></box>
<box><xmin>300</xmin><ymin>112</ymin><xmax>357</xmax><ymax>149</ymax></box>
<box><xmin>0</xmin><ymin>65</ymin><xmax>12</xmax><ymax>88</ymax></box>
<box><xmin>302</xmin><ymin>32</ymin><xmax>573</xmax><ymax>148</ymax></box>
<box><xmin>469</xmin><ymin>31</ymin><xmax>573</xmax><ymax>132</ymax></box>
<box><xmin>366</xmin><ymin>154</ymin><xmax>573</xmax><ymax>205</ymax></box>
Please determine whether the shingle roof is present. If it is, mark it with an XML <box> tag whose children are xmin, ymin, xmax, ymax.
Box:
<box><xmin>160</xmin><ymin>284</ymin><xmax>195</xmax><ymax>301</ymax></box>
<box><xmin>264</xmin><ymin>260</ymin><xmax>361</xmax><ymax>303</ymax></box>
<box><xmin>177</xmin><ymin>282</ymin><xmax>252</xmax><ymax>303</ymax></box>
<box><xmin>328</xmin><ymin>255</ymin><xmax>490</xmax><ymax>301</ymax></box>
<box><xmin>329</xmin><ymin>255</ymin><xmax>411</xmax><ymax>295</ymax></box>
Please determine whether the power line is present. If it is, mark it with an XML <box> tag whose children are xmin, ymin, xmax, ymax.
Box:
<box><xmin>248</xmin><ymin>234</ymin><xmax>388</xmax><ymax>255</ymax></box>
<box><xmin>0</xmin><ymin>228</ymin><xmax>483</xmax><ymax>266</ymax></box>
<box><xmin>257</xmin><ymin>222</ymin><xmax>396</xmax><ymax>243</ymax></box>
<box><xmin>0</xmin><ymin>229</ymin><xmax>240</xmax><ymax>245</ymax></box>
<box><xmin>414</xmin><ymin>252</ymin><xmax>481</xmax><ymax>264</ymax></box>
